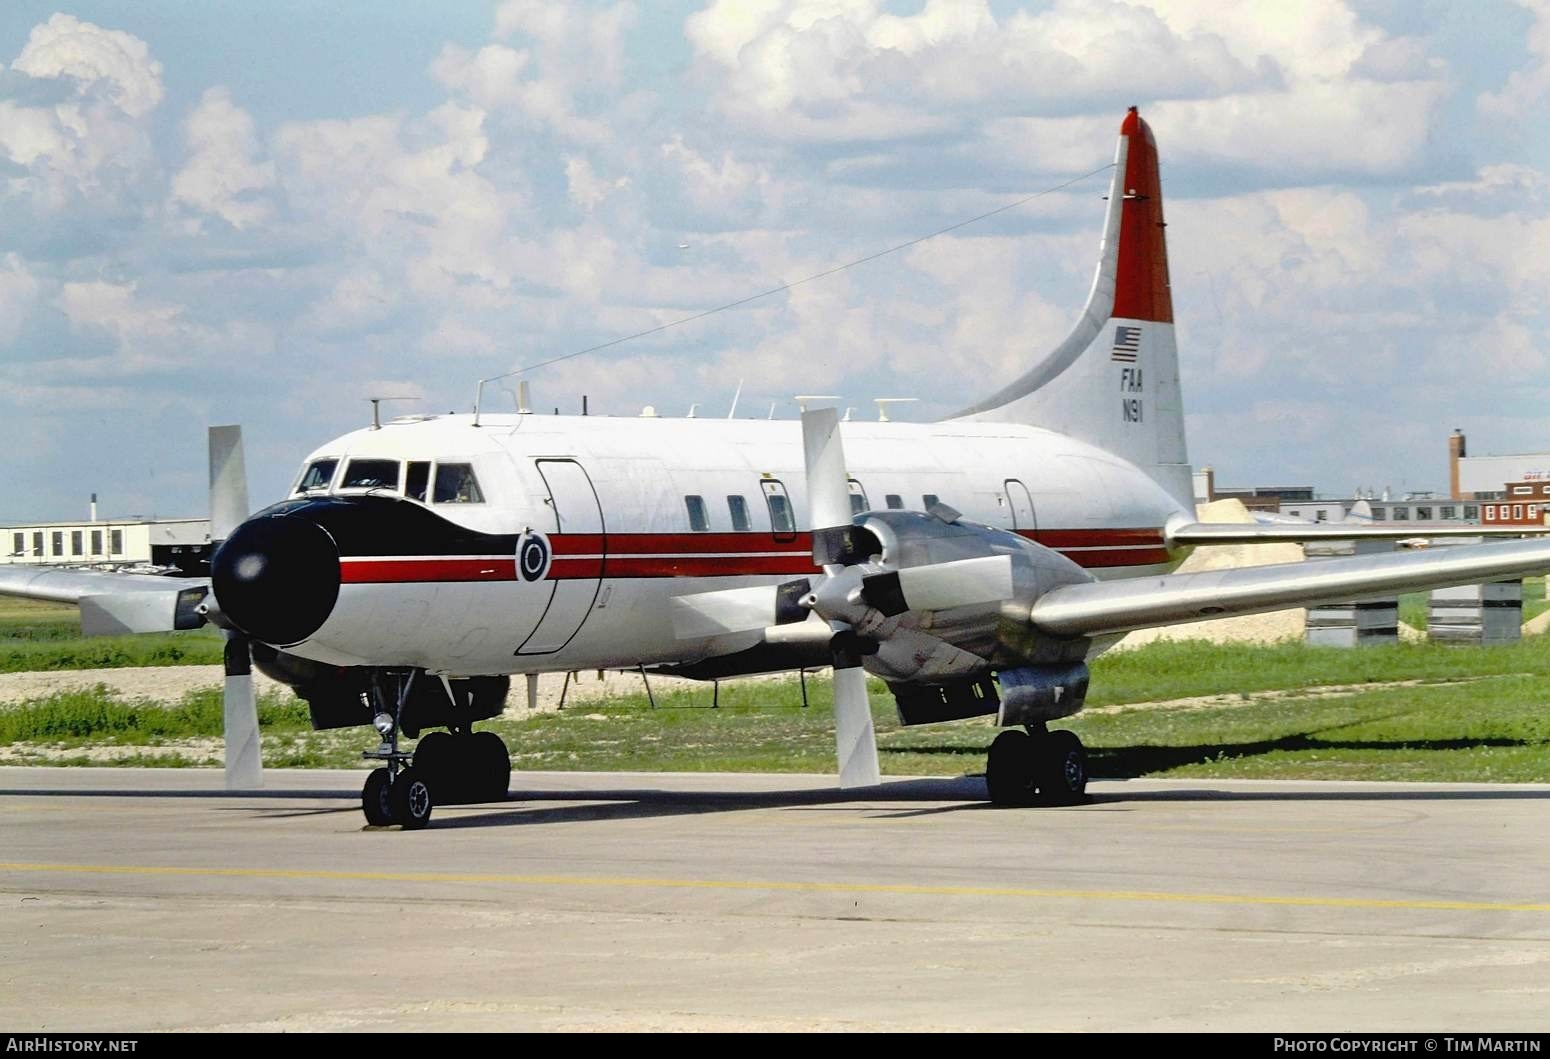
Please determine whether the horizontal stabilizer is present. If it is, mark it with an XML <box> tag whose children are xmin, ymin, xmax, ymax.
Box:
<box><xmin>1031</xmin><ymin>537</ymin><xmax>1550</xmax><ymax>638</ymax></box>
<box><xmin>79</xmin><ymin>586</ymin><xmax>210</xmax><ymax>637</ymax></box>
<box><xmin>1168</xmin><ymin>522</ymin><xmax>1549</xmax><ymax>546</ymax></box>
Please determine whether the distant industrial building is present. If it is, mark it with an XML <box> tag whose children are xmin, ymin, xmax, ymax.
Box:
<box><xmin>1195</xmin><ymin>466</ymin><xmax>1480</xmax><ymax>524</ymax></box>
<box><xmin>1192</xmin><ymin>469</ymin><xmax>1314</xmax><ymax>512</ymax></box>
<box><xmin>2</xmin><ymin>504</ymin><xmax>210</xmax><ymax>573</ymax></box>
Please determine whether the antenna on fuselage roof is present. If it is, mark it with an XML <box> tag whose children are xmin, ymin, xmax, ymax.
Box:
<box><xmin>872</xmin><ymin>397</ymin><xmax>918</xmax><ymax>422</ymax></box>
<box><xmin>794</xmin><ymin>395</ymin><xmax>842</xmax><ymax>413</ymax></box>
<box><xmin>367</xmin><ymin>396</ymin><xmax>421</xmax><ymax>430</ymax></box>
<box><xmin>726</xmin><ymin>379</ymin><xmax>743</xmax><ymax>420</ymax></box>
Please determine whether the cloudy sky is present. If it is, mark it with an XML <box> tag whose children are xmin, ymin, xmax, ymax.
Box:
<box><xmin>1</xmin><ymin>0</ymin><xmax>1547</xmax><ymax>520</ymax></box>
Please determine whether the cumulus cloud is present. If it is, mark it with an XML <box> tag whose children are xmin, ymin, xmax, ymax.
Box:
<box><xmin>3</xmin><ymin>2</ymin><xmax>1549</xmax><ymax>517</ymax></box>
<box><xmin>170</xmin><ymin>88</ymin><xmax>276</xmax><ymax>230</ymax></box>
<box><xmin>10</xmin><ymin>13</ymin><xmax>163</xmax><ymax>117</ymax></box>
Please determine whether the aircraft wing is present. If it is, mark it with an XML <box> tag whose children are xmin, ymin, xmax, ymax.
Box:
<box><xmin>1029</xmin><ymin>537</ymin><xmax>1550</xmax><ymax>639</ymax></box>
<box><xmin>1167</xmin><ymin>521</ymin><xmax>1544</xmax><ymax>545</ymax></box>
<box><xmin>0</xmin><ymin>565</ymin><xmax>209</xmax><ymax>636</ymax></box>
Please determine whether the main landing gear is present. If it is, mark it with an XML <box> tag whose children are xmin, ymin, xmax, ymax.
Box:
<box><xmin>985</xmin><ymin>724</ymin><xmax>1088</xmax><ymax>807</ymax></box>
<box><xmin>360</xmin><ymin>671</ymin><xmax>512</xmax><ymax>829</ymax></box>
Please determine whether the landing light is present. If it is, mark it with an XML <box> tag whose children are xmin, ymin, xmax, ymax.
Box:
<box><xmin>373</xmin><ymin>712</ymin><xmax>395</xmax><ymax>737</ymax></box>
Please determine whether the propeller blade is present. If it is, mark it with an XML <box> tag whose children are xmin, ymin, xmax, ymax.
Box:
<box><xmin>670</xmin><ymin>579</ymin><xmax>812</xmax><ymax>639</ymax></box>
<box><xmin>78</xmin><ymin>585</ymin><xmax>210</xmax><ymax>637</ymax></box>
<box><xmin>208</xmin><ymin>425</ymin><xmax>250</xmax><ymax>544</ymax></box>
<box><xmin>832</xmin><ymin>663</ymin><xmax>880</xmax><ymax>789</ymax></box>
<box><xmin>861</xmin><ymin>555</ymin><xmax>1015</xmax><ymax>616</ymax></box>
<box><xmin>222</xmin><ymin>630</ymin><xmax>263</xmax><ymax>790</ymax></box>
<box><xmin>800</xmin><ymin>408</ymin><xmax>854</xmax><ymax>567</ymax></box>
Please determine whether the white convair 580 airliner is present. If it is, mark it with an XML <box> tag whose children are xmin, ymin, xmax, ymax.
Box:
<box><xmin>8</xmin><ymin>108</ymin><xmax>1550</xmax><ymax>828</ymax></box>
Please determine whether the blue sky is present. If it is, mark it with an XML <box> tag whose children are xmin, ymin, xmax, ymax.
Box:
<box><xmin>2</xmin><ymin>1</ymin><xmax>1548</xmax><ymax>519</ymax></box>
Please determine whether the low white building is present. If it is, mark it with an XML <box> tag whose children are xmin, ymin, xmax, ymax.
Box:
<box><xmin>1</xmin><ymin>518</ymin><xmax>210</xmax><ymax>571</ymax></box>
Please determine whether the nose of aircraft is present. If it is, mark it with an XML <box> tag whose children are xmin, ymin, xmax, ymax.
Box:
<box><xmin>212</xmin><ymin>513</ymin><xmax>341</xmax><ymax>646</ymax></box>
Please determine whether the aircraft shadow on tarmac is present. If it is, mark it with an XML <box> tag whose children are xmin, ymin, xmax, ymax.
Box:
<box><xmin>6</xmin><ymin>764</ymin><xmax>1550</xmax><ymax>832</ymax></box>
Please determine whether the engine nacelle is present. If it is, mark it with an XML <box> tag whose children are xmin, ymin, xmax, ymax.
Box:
<box><xmin>848</xmin><ymin>510</ymin><xmax>1096</xmax><ymax>684</ymax></box>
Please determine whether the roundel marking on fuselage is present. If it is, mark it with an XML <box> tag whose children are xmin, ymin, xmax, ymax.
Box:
<box><xmin>517</xmin><ymin>530</ymin><xmax>552</xmax><ymax>582</ymax></box>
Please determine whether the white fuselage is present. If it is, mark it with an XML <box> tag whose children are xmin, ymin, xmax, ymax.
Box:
<box><xmin>284</xmin><ymin>413</ymin><xmax>1191</xmax><ymax>675</ymax></box>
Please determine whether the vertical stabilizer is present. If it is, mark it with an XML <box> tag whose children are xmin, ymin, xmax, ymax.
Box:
<box><xmin>951</xmin><ymin>108</ymin><xmax>1190</xmax><ymax>508</ymax></box>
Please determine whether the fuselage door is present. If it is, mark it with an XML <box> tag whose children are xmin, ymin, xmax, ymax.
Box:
<box><xmin>517</xmin><ymin>459</ymin><xmax>605</xmax><ymax>655</ymax></box>
<box><xmin>1005</xmin><ymin>478</ymin><xmax>1037</xmax><ymax>531</ymax></box>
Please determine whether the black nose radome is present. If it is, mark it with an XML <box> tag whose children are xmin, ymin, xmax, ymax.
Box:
<box><xmin>212</xmin><ymin>515</ymin><xmax>340</xmax><ymax>646</ymax></box>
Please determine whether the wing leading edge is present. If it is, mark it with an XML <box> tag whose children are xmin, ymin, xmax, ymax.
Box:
<box><xmin>1030</xmin><ymin>537</ymin><xmax>1550</xmax><ymax>639</ymax></box>
<box><xmin>0</xmin><ymin>566</ymin><xmax>209</xmax><ymax>637</ymax></box>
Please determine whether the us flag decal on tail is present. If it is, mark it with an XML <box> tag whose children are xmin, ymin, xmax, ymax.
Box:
<box><xmin>1111</xmin><ymin>325</ymin><xmax>1141</xmax><ymax>361</ymax></box>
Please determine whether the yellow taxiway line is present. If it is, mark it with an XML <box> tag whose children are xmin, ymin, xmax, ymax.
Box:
<box><xmin>2</xmin><ymin>861</ymin><xmax>1547</xmax><ymax>914</ymax></box>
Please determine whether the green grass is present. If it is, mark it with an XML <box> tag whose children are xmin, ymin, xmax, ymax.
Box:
<box><xmin>5</xmin><ymin>638</ymin><xmax>1550</xmax><ymax>782</ymax></box>
<box><xmin>0</xmin><ymin>596</ymin><xmax>225</xmax><ymax>672</ymax></box>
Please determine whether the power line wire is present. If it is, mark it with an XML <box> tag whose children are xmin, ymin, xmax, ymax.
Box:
<box><xmin>477</xmin><ymin>160</ymin><xmax>1116</xmax><ymax>393</ymax></box>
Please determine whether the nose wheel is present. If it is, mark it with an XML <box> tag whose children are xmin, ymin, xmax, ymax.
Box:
<box><xmin>985</xmin><ymin>726</ymin><xmax>1088</xmax><ymax>807</ymax></box>
<box><xmin>359</xmin><ymin>670</ymin><xmax>513</xmax><ymax>828</ymax></box>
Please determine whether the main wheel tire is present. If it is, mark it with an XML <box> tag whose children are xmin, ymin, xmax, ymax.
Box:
<box><xmin>1034</xmin><ymin>730</ymin><xmax>1088</xmax><ymax>805</ymax></box>
<box><xmin>986</xmin><ymin>729</ymin><xmax>1036</xmax><ymax>807</ymax></box>
<box><xmin>390</xmin><ymin>766</ymin><xmax>434</xmax><ymax>829</ymax></box>
<box><xmin>413</xmin><ymin>731</ymin><xmax>463</xmax><ymax>803</ymax></box>
<box><xmin>471</xmin><ymin>730</ymin><xmax>511</xmax><ymax>803</ymax></box>
<box><xmin>362</xmin><ymin>768</ymin><xmax>395</xmax><ymax>826</ymax></box>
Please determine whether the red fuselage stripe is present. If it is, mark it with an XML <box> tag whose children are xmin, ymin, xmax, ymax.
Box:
<box><xmin>339</xmin><ymin>528</ymin><xmax>1172</xmax><ymax>583</ymax></box>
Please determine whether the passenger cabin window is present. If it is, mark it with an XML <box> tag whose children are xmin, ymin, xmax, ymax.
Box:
<box><xmin>685</xmin><ymin>495</ymin><xmax>710</xmax><ymax>532</ymax></box>
<box><xmin>727</xmin><ymin>495</ymin><xmax>751</xmax><ymax>532</ymax></box>
<box><xmin>405</xmin><ymin>461</ymin><xmax>430</xmax><ymax>502</ymax></box>
<box><xmin>342</xmin><ymin>459</ymin><xmax>399</xmax><ymax>491</ymax></box>
<box><xmin>433</xmin><ymin>463</ymin><xmax>484</xmax><ymax>503</ymax></box>
<box><xmin>922</xmin><ymin>493</ymin><xmax>940</xmax><ymax>510</ymax></box>
<box><xmin>885</xmin><ymin>494</ymin><xmax>903</xmax><ymax>510</ymax></box>
<box><xmin>762</xmin><ymin>480</ymin><xmax>795</xmax><ymax>537</ymax></box>
<box><xmin>295</xmin><ymin>458</ymin><xmax>338</xmax><ymax>494</ymax></box>
<box><xmin>848</xmin><ymin>479</ymin><xmax>868</xmax><ymax>517</ymax></box>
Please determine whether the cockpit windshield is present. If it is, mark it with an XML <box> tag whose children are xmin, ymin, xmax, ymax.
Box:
<box><xmin>433</xmin><ymin>463</ymin><xmax>484</xmax><ymax>503</ymax></box>
<box><xmin>294</xmin><ymin>459</ymin><xmax>338</xmax><ymax>494</ymax></box>
<box><xmin>341</xmin><ymin>458</ymin><xmax>401</xmax><ymax>490</ymax></box>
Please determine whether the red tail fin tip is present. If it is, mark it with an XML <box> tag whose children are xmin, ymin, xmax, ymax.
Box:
<box><xmin>1111</xmin><ymin>108</ymin><xmax>1173</xmax><ymax>324</ymax></box>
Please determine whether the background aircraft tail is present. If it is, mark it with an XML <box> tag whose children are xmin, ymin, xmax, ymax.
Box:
<box><xmin>950</xmin><ymin>108</ymin><xmax>1191</xmax><ymax>509</ymax></box>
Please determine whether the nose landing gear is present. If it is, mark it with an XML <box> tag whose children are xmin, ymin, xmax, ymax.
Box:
<box><xmin>359</xmin><ymin>671</ymin><xmax>512</xmax><ymax>829</ymax></box>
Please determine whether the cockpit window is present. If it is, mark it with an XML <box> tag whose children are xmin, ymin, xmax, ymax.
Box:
<box><xmin>433</xmin><ymin>463</ymin><xmax>484</xmax><ymax>503</ymax></box>
<box><xmin>294</xmin><ymin>459</ymin><xmax>338</xmax><ymax>494</ymax></box>
<box><xmin>341</xmin><ymin>459</ymin><xmax>400</xmax><ymax>490</ymax></box>
<box><xmin>405</xmin><ymin>461</ymin><xmax>430</xmax><ymax>502</ymax></box>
